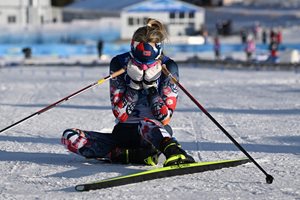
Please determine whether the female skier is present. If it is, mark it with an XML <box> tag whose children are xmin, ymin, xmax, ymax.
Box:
<box><xmin>61</xmin><ymin>18</ymin><xmax>195</xmax><ymax>167</ymax></box>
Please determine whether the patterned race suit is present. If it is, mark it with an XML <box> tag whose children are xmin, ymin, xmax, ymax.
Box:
<box><xmin>61</xmin><ymin>52</ymin><xmax>180</xmax><ymax>163</ymax></box>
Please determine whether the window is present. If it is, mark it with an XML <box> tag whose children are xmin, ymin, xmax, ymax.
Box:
<box><xmin>128</xmin><ymin>17</ymin><xmax>148</xmax><ymax>26</ymax></box>
<box><xmin>189</xmin><ymin>12</ymin><xmax>194</xmax><ymax>18</ymax></box>
<box><xmin>7</xmin><ymin>16</ymin><xmax>16</xmax><ymax>24</ymax></box>
<box><xmin>128</xmin><ymin>17</ymin><xmax>134</xmax><ymax>26</ymax></box>
<box><xmin>143</xmin><ymin>17</ymin><xmax>148</xmax><ymax>24</ymax></box>
<box><xmin>169</xmin><ymin>12</ymin><xmax>175</xmax><ymax>19</ymax></box>
<box><xmin>179</xmin><ymin>12</ymin><xmax>185</xmax><ymax>19</ymax></box>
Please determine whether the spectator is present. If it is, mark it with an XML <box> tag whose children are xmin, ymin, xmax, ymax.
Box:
<box><xmin>270</xmin><ymin>28</ymin><xmax>277</xmax><ymax>43</ymax></box>
<box><xmin>97</xmin><ymin>40</ymin><xmax>104</xmax><ymax>58</ymax></box>
<box><xmin>253</xmin><ymin>21</ymin><xmax>261</xmax><ymax>40</ymax></box>
<box><xmin>214</xmin><ymin>35</ymin><xmax>221</xmax><ymax>60</ymax></box>
<box><xmin>277</xmin><ymin>29</ymin><xmax>282</xmax><ymax>45</ymax></box>
<box><xmin>262</xmin><ymin>29</ymin><xmax>267</xmax><ymax>44</ymax></box>
<box><xmin>269</xmin><ymin>37</ymin><xmax>279</xmax><ymax>62</ymax></box>
<box><xmin>240</xmin><ymin>29</ymin><xmax>247</xmax><ymax>44</ymax></box>
<box><xmin>22</xmin><ymin>47</ymin><xmax>32</xmax><ymax>59</ymax></box>
<box><xmin>245</xmin><ymin>34</ymin><xmax>256</xmax><ymax>61</ymax></box>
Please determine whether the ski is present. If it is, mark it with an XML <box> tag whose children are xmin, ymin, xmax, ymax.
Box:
<box><xmin>75</xmin><ymin>158</ymin><xmax>250</xmax><ymax>192</ymax></box>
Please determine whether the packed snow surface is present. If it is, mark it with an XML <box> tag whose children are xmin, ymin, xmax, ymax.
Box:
<box><xmin>0</xmin><ymin>65</ymin><xmax>299</xmax><ymax>199</ymax></box>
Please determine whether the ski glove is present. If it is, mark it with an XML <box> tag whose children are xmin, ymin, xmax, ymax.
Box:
<box><xmin>143</xmin><ymin>62</ymin><xmax>162</xmax><ymax>90</ymax></box>
<box><xmin>126</xmin><ymin>60</ymin><xmax>144</xmax><ymax>90</ymax></box>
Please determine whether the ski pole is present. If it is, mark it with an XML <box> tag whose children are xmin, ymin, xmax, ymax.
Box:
<box><xmin>0</xmin><ymin>68</ymin><xmax>126</xmax><ymax>134</ymax></box>
<box><xmin>162</xmin><ymin>65</ymin><xmax>274</xmax><ymax>184</ymax></box>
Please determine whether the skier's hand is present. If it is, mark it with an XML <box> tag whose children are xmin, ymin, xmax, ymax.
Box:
<box><xmin>143</xmin><ymin>62</ymin><xmax>162</xmax><ymax>90</ymax></box>
<box><xmin>126</xmin><ymin>60</ymin><xmax>144</xmax><ymax>90</ymax></box>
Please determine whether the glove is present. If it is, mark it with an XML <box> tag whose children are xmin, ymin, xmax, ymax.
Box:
<box><xmin>143</xmin><ymin>62</ymin><xmax>162</xmax><ymax>90</ymax></box>
<box><xmin>126</xmin><ymin>60</ymin><xmax>144</xmax><ymax>90</ymax></box>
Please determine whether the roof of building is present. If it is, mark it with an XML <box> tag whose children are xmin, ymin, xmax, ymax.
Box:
<box><xmin>65</xmin><ymin>0</ymin><xmax>203</xmax><ymax>12</ymax></box>
<box><xmin>124</xmin><ymin>0</ymin><xmax>203</xmax><ymax>12</ymax></box>
<box><xmin>64</xmin><ymin>0</ymin><xmax>142</xmax><ymax>11</ymax></box>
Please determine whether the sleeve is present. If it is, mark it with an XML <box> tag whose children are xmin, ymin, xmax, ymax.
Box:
<box><xmin>147</xmin><ymin>59</ymin><xmax>179</xmax><ymax>125</ymax></box>
<box><xmin>109</xmin><ymin>56</ymin><xmax>139</xmax><ymax>122</ymax></box>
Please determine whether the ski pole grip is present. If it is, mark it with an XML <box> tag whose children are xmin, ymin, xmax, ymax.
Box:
<box><xmin>111</xmin><ymin>67</ymin><xmax>126</xmax><ymax>78</ymax></box>
<box><xmin>98</xmin><ymin>67</ymin><xmax>126</xmax><ymax>84</ymax></box>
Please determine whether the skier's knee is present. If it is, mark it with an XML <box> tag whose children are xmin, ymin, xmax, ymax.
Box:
<box><xmin>148</xmin><ymin>127</ymin><xmax>172</xmax><ymax>148</ymax></box>
<box><xmin>62</xmin><ymin>129</ymin><xmax>104</xmax><ymax>159</ymax></box>
<box><xmin>61</xmin><ymin>128</ymin><xmax>88</xmax><ymax>155</ymax></box>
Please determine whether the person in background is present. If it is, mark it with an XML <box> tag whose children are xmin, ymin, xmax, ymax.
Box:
<box><xmin>214</xmin><ymin>35</ymin><xmax>221</xmax><ymax>60</ymax></box>
<box><xmin>268</xmin><ymin>36</ymin><xmax>279</xmax><ymax>63</ymax></box>
<box><xmin>61</xmin><ymin>18</ymin><xmax>195</xmax><ymax>167</ymax></box>
<box><xmin>252</xmin><ymin>21</ymin><xmax>261</xmax><ymax>40</ymax></box>
<box><xmin>202</xmin><ymin>28</ymin><xmax>208</xmax><ymax>44</ymax></box>
<box><xmin>276</xmin><ymin>29</ymin><xmax>282</xmax><ymax>45</ymax></box>
<box><xmin>262</xmin><ymin>29</ymin><xmax>267</xmax><ymax>44</ymax></box>
<box><xmin>97</xmin><ymin>40</ymin><xmax>104</xmax><ymax>58</ymax></box>
<box><xmin>270</xmin><ymin>28</ymin><xmax>276</xmax><ymax>43</ymax></box>
<box><xmin>22</xmin><ymin>47</ymin><xmax>32</xmax><ymax>59</ymax></box>
<box><xmin>245</xmin><ymin>34</ymin><xmax>256</xmax><ymax>62</ymax></box>
<box><xmin>240</xmin><ymin>29</ymin><xmax>247</xmax><ymax>44</ymax></box>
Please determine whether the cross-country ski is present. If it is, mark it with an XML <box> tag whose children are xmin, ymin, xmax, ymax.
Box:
<box><xmin>75</xmin><ymin>158</ymin><xmax>250</xmax><ymax>191</ymax></box>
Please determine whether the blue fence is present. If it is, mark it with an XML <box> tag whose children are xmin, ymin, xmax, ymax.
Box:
<box><xmin>0</xmin><ymin>42</ymin><xmax>299</xmax><ymax>57</ymax></box>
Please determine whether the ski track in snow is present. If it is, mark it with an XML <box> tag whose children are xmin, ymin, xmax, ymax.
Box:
<box><xmin>0</xmin><ymin>66</ymin><xmax>299</xmax><ymax>200</ymax></box>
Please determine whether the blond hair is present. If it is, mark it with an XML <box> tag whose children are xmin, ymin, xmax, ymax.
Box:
<box><xmin>132</xmin><ymin>18</ymin><xmax>167</xmax><ymax>43</ymax></box>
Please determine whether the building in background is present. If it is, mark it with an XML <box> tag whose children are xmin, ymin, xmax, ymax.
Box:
<box><xmin>0</xmin><ymin>0</ymin><xmax>206</xmax><ymax>45</ymax></box>
<box><xmin>121</xmin><ymin>0</ymin><xmax>205</xmax><ymax>40</ymax></box>
<box><xmin>62</xmin><ymin>0</ymin><xmax>205</xmax><ymax>42</ymax></box>
<box><xmin>0</xmin><ymin>0</ymin><xmax>61</xmax><ymax>26</ymax></box>
<box><xmin>62</xmin><ymin>0</ymin><xmax>140</xmax><ymax>22</ymax></box>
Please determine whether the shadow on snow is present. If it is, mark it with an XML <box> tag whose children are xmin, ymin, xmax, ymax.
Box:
<box><xmin>0</xmin><ymin>149</ymin><xmax>146</xmax><ymax>179</ymax></box>
<box><xmin>1</xmin><ymin>103</ymin><xmax>300</xmax><ymax>115</ymax></box>
<box><xmin>181</xmin><ymin>136</ymin><xmax>300</xmax><ymax>154</ymax></box>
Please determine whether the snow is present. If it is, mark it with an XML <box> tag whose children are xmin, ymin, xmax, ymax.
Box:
<box><xmin>1</xmin><ymin>1</ymin><xmax>300</xmax><ymax>198</ymax></box>
<box><xmin>0</xmin><ymin>65</ymin><xmax>299</xmax><ymax>199</ymax></box>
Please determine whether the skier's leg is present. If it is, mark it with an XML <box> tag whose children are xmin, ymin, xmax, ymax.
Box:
<box><xmin>139</xmin><ymin>118</ymin><xmax>195</xmax><ymax>167</ymax></box>
<box><xmin>108</xmin><ymin>123</ymin><xmax>160</xmax><ymax>165</ymax></box>
<box><xmin>61</xmin><ymin>128</ymin><xmax>117</xmax><ymax>159</ymax></box>
<box><xmin>108</xmin><ymin>145</ymin><xmax>160</xmax><ymax>166</ymax></box>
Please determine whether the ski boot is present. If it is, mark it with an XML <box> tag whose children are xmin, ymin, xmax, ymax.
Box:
<box><xmin>160</xmin><ymin>138</ymin><xmax>195</xmax><ymax>167</ymax></box>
